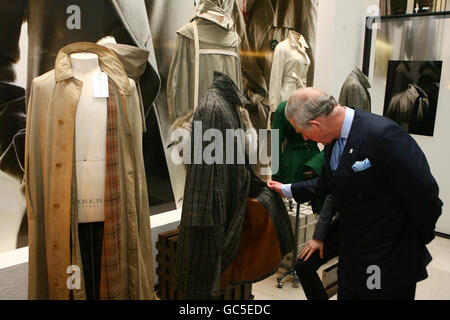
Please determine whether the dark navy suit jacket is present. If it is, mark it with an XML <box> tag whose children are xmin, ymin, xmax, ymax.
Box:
<box><xmin>291</xmin><ymin>109</ymin><xmax>442</xmax><ymax>291</ymax></box>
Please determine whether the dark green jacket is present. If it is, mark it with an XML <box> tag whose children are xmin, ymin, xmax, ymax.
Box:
<box><xmin>272</xmin><ymin>101</ymin><xmax>321</xmax><ymax>183</ymax></box>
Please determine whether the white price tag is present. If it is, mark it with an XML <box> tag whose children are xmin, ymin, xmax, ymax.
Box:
<box><xmin>93</xmin><ymin>72</ymin><xmax>109</xmax><ymax>98</ymax></box>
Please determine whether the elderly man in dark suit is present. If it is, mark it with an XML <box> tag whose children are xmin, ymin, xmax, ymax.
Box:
<box><xmin>268</xmin><ymin>87</ymin><xmax>442</xmax><ymax>300</ymax></box>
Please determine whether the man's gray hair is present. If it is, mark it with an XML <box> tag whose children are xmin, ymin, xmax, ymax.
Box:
<box><xmin>285</xmin><ymin>92</ymin><xmax>338</xmax><ymax>129</ymax></box>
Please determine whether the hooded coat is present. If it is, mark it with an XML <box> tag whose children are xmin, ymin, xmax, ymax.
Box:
<box><xmin>167</xmin><ymin>0</ymin><xmax>243</xmax><ymax>122</ymax></box>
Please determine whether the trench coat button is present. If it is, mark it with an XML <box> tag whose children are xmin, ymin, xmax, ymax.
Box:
<box><xmin>53</xmin><ymin>242</ymin><xmax>59</xmax><ymax>249</ymax></box>
<box><xmin>52</xmin><ymin>279</ymin><xmax>58</xmax><ymax>286</ymax></box>
<box><xmin>57</xmin><ymin>118</ymin><xmax>64</xmax><ymax>126</ymax></box>
<box><xmin>53</xmin><ymin>203</ymin><xmax>60</xmax><ymax>209</ymax></box>
<box><xmin>56</xmin><ymin>162</ymin><xmax>62</xmax><ymax>169</ymax></box>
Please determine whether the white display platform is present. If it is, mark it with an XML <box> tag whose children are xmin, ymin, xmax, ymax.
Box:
<box><xmin>0</xmin><ymin>209</ymin><xmax>181</xmax><ymax>300</ymax></box>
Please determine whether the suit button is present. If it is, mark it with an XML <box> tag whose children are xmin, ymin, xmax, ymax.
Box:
<box><xmin>56</xmin><ymin>162</ymin><xmax>63</xmax><ymax>169</ymax></box>
<box><xmin>53</xmin><ymin>203</ymin><xmax>60</xmax><ymax>209</ymax></box>
<box><xmin>57</xmin><ymin>118</ymin><xmax>64</xmax><ymax>126</ymax></box>
<box><xmin>52</xmin><ymin>279</ymin><xmax>58</xmax><ymax>286</ymax></box>
<box><xmin>53</xmin><ymin>242</ymin><xmax>59</xmax><ymax>249</ymax></box>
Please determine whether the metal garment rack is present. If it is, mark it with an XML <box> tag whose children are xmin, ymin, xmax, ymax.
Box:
<box><xmin>277</xmin><ymin>200</ymin><xmax>300</xmax><ymax>289</ymax></box>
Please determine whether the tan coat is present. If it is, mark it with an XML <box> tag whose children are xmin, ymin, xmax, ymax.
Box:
<box><xmin>240</xmin><ymin>0</ymin><xmax>318</xmax><ymax>130</ymax></box>
<box><xmin>269</xmin><ymin>30</ymin><xmax>310</xmax><ymax>113</ymax></box>
<box><xmin>25</xmin><ymin>42</ymin><xmax>154</xmax><ymax>300</ymax></box>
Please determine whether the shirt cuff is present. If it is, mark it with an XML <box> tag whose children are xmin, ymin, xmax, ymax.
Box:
<box><xmin>281</xmin><ymin>184</ymin><xmax>293</xmax><ymax>199</ymax></box>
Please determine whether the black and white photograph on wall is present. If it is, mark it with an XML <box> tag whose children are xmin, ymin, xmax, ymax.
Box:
<box><xmin>383</xmin><ymin>60</ymin><xmax>442</xmax><ymax>136</ymax></box>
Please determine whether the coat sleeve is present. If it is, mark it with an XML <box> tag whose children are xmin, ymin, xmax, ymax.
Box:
<box><xmin>290</xmin><ymin>155</ymin><xmax>331</xmax><ymax>204</ymax></box>
<box><xmin>180</xmin><ymin>98</ymin><xmax>221</xmax><ymax>227</ymax></box>
<box><xmin>376</xmin><ymin>123</ymin><xmax>442</xmax><ymax>244</ymax></box>
<box><xmin>24</xmin><ymin>81</ymin><xmax>37</xmax><ymax>222</ymax></box>
<box><xmin>24</xmin><ymin>79</ymin><xmax>47</xmax><ymax>299</ymax></box>
<box><xmin>312</xmin><ymin>194</ymin><xmax>337</xmax><ymax>242</ymax></box>
<box><xmin>304</xmin><ymin>150</ymin><xmax>325</xmax><ymax>175</ymax></box>
<box><xmin>269</xmin><ymin>44</ymin><xmax>285</xmax><ymax>113</ymax></box>
<box><xmin>166</xmin><ymin>34</ymin><xmax>192</xmax><ymax>122</ymax></box>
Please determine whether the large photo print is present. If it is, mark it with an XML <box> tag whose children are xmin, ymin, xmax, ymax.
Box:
<box><xmin>383</xmin><ymin>60</ymin><xmax>442</xmax><ymax>136</ymax></box>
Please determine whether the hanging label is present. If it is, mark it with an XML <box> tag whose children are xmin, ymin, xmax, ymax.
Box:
<box><xmin>93</xmin><ymin>72</ymin><xmax>109</xmax><ymax>98</ymax></box>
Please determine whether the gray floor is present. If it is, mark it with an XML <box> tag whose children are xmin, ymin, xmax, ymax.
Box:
<box><xmin>253</xmin><ymin>236</ymin><xmax>450</xmax><ymax>300</ymax></box>
<box><xmin>0</xmin><ymin>172</ymin><xmax>25</xmax><ymax>254</ymax></box>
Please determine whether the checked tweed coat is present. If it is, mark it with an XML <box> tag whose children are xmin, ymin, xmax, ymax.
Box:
<box><xmin>174</xmin><ymin>72</ymin><xmax>295</xmax><ymax>299</ymax></box>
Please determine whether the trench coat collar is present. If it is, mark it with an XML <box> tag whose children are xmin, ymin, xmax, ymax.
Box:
<box><xmin>54</xmin><ymin>42</ymin><xmax>132</xmax><ymax>95</ymax></box>
<box><xmin>193</xmin><ymin>1</ymin><xmax>235</xmax><ymax>31</ymax></box>
<box><xmin>288</xmin><ymin>30</ymin><xmax>309</xmax><ymax>52</ymax></box>
<box><xmin>352</xmin><ymin>67</ymin><xmax>371</xmax><ymax>90</ymax></box>
<box><xmin>211</xmin><ymin>71</ymin><xmax>249</xmax><ymax>106</ymax></box>
<box><xmin>408</xmin><ymin>84</ymin><xmax>428</xmax><ymax>99</ymax></box>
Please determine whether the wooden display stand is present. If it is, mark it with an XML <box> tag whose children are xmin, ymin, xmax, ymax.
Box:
<box><xmin>322</xmin><ymin>262</ymin><xmax>339</xmax><ymax>298</ymax></box>
<box><xmin>156</xmin><ymin>229</ymin><xmax>253</xmax><ymax>300</ymax></box>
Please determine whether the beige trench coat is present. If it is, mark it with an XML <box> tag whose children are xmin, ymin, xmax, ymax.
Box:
<box><xmin>239</xmin><ymin>0</ymin><xmax>318</xmax><ymax>130</ymax></box>
<box><xmin>25</xmin><ymin>42</ymin><xmax>154</xmax><ymax>300</ymax></box>
<box><xmin>269</xmin><ymin>30</ymin><xmax>310</xmax><ymax>113</ymax></box>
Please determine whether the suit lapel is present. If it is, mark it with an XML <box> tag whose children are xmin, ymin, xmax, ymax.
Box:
<box><xmin>330</xmin><ymin>110</ymin><xmax>364</xmax><ymax>205</ymax></box>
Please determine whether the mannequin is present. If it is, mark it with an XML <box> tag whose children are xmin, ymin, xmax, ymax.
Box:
<box><xmin>71</xmin><ymin>52</ymin><xmax>107</xmax><ymax>300</ymax></box>
<box><xmin>71</xmin><ymin>53</ymin><xmax>107</xmax><ymax>223</ymax></box>
<box><xmin>269</xmin><ymin>30</ymin><xmax>310</xmax><ymax>116</ymax></box>
<box><xmin>97</xmin><ymin>36</ymin><xmax>117</xmax><ymax>45</ymax></box>
<box><xmin>26</xmin><ymin>42</ymin><xmax>156</xmax><ymax>300</ymax></box>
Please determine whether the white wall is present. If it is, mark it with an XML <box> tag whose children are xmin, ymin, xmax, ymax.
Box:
<box><xmin>0</xmin><ymin>247</ymin><xmax>28</xmax><ymax>300</ymax></box>
<box><xmin>315</xmin><ymin>1</ymin><xmax>450</xmax><ymax>235</ymax></box>
<box><xmin>314</xmin><ymin>0</ymin><xmax>379</xmax><ymax>97</ymax></box>
<box><xmin>0</xmin><ymin>22</ymin><xmax>28</xmax><ymax>254</ymax></box>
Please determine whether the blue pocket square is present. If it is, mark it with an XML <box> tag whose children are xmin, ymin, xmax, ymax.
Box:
<box><xmin>352</xmin><ymin>158</ymin><xmax>372</xmax><ymax>172</ymax></box>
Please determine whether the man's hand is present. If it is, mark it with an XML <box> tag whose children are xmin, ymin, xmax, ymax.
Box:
<box><xmin>299</xmin><ymin>239</ymin><xmax>324</xmax><ymax>261</ymax></box>
<box><xmin>267</xmin><ymin>181</ymin><xmax>284</xmax><ymax>198</ymax></box>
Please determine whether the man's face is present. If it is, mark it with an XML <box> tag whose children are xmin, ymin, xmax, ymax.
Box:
<box><xmin>288</xmin><ymin>117</ymin><xmax>334</xmax><ymax>145</ymax></box>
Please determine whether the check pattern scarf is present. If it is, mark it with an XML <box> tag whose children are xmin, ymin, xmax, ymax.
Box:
<box><xmin>99</xmin><ymin>82</ymin><xmax>121</xmax><ymax>299</ymax></box>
